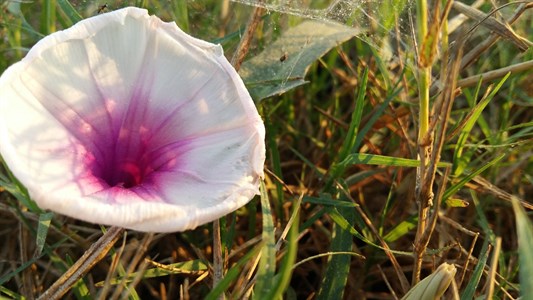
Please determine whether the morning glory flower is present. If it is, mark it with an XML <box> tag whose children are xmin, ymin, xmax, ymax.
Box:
<box><xmin>0</xmin><ymin>7</ymin><xmax>265</xmax><ymax>232</ymax></box>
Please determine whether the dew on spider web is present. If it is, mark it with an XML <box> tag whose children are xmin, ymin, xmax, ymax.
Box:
<box><xmin>231</xmin><ymin>0</ymin><xmax>417</xmax><ymax>60</ymax></box>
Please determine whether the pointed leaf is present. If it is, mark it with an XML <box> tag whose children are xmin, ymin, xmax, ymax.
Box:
<box><xmin>36</xmin><ymin>212</ymin><xmax>54</xmax><ymax>257</ymax></box>
<box><xmin>253</xmin><ymin>182</ymin><xmax>277</xmax><ymax>298</ymax></box>
<box><xmin>240</xmin><ymin>20</ymin><xmax>361</xmax><ymax>100</ymax></box>
<box><xmin>512</xmin><ymin>197</ymin><xmax>533</xmax><ymax>299</ymax></box>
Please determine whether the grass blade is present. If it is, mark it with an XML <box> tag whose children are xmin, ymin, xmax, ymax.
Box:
<box><xmin>56</xmin><ymin>0</ymin><xmax>82</xmax><ymax>26</ymax></box>
<box><xmin>384</xmin><ymin>215</ymin><xmax>418</xmax><ymax>243</ymax></box>
<box><xmin>0</xmin><ymin>285</ymin><xmax>25</xmax><ymax>299</ymax></box>
<box><xmin>40</xmin><ymin>0</ymin><xmax>56</xmax><ymax>35</ymax></box>
<box><xmin>303</xmin><ymin>194</ymin><xmax>358</xmax><ymax>207</ymax></box>
<box><xmin>316</xmin><ymin>205</ymin><xmax>355</xmax><ymax>300</ymax></box>
<box><xmin>340</xmin><ymin>153</ymin><xmax>451</xmax><ymax>168</ymax></box>
<box><xmin>253</xmin><ymin>182</ymin><xmax>277</xmax><ymax>298</ymax></box>
<box><xmin>443</xmin><ymin>153</ymin><xmax>505</xmax><ymax>202</ymax></box>
<box><xmin>512</xmin><ymin>197</ymin><xmax>533</xmax><ymax>299</ymax></box>
<box><xmin>265</xmin><ymin>198</ymin><xmax>299</xmax><ymax>299</ymax></box>
<box><xmin>338</xmin><ymin>68</ymin><xmax>368</xmax><ymax>162</ymax></box>
<box><xmin>35</xmin><ymin>212</ymin><xmax>54</xmax><ymax>257</ymax></box>
<box><xmin>460</xmin><ymin>239</ymin><xmax>490</xmax><ymax>300</ymax></box>
<box><xmin>452</xmin><ymin>73</ymin><xmax>511</xmax><ymax>176</ymax></box>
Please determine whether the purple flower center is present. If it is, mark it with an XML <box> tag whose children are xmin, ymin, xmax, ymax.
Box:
<box><xmin>84</xmin><ymin>125</ymin><xmax>156</xmax><ymax>189</ymax></box>
<box><xmin>55</xmin><ymin>91</ymin><xmax>188</xmax><ymax>190</ymax></box>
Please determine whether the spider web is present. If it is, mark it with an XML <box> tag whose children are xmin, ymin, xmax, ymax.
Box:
<box><xmin>231</xmin><ymin>0</ymin><xmax>417</xmax><ymax>58</ymax></box>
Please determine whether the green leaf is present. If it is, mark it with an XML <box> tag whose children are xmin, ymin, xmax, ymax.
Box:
<box><xmin>265</xmin><ymin>112</ymin><xmax>284</xmax><ymax>217</ymax></box>
<box><xmin>56</xmin><ymin>0</ymin><xmax>82</xmax><ymax>26</ymax></box>
<box><xmin>5</xmin><ymin>1</ymin><xmax>44</xmax><ymax>41</ymax></box>
<box><xmin>443</xmin><ymin>153</ymin><xmax>505</xmax><ymax>202</ymax></box>
<box><xmin>337</xmin><ymin>68</ymin><xmax>368</xmax><ymax>163</ymax></box>
<box><xmin>0</xmin><ymin>285</ymin><xmax>26</xmax><ymax>299</ymax></box>
<box><xmin>512</xmin><ymin>197</ymin><xmax>533</xmax><ymax>299</ymax></box>
<box><xmin>240</xmin><ymin>20</ymin><xmax>361</xmax><ymax>101</ymax></box>
<box><xmin>303</xmin><ymin>194</ymin><xmax>358</xmax><ymax>208</ymax></box>
<box><xmin>172</xmin><ymin>0</ymin><xmax>189</xmax><ymax>33</ymax></box>
<box><xmin>461</xmin><ymin>239</ymin><xmax>490</xmax><ymax>300</ymax></box>
<box><xmin>452</xmin><ymin>73</ymin><xmax>510</xmax><ymax>176</ymax></box>
<box><xmin>339</xmin><ymin>153</ymin><xmax>452</xmax><ymax>168</ymax></box>
<box><xmin>317</xmin><ymin>205</ymin><xmax>355</xmax><ymax>300</ymax></box>
<box><xmin>444</xmin><ymin>198</ymin><xmax>469</xmax><ymax>208</ymax></box>
<box><xmin>384</xmin><ymin>215</ymin><xmax>418</xmax><ymax>243</ymax></box>
<box><xmin>327</xmin><ymin>207</ymin><xmax>411</xmax><ymax>256</ymax></box>
<box><xmin>41</xmin><ymin>0</ymin><xmax>57</xmax><ymax>35</ymax></box>
<box><xmin>35</xmin><ymin>212</ymin><xmax>54</xmax><ymax>257</ymax></box>
<box><xmin>253</xmin><ymin>182</ymin><xmax>277</xmax><ymax>299</ymax></box>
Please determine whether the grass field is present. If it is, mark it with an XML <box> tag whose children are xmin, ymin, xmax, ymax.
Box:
<box><xmin>1</xmin><ymin>0</ymin><xmax>532</xmax><ymax>299</ymax></box>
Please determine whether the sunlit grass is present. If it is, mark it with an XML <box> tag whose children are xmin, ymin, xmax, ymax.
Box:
<box><xmin>1</xmin><ymin>0</ymin><xmax>532</xmax><ymax>299</ymax></box>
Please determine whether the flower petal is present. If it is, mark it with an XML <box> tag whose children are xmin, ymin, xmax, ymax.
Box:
<box><xmin>0</xmin><ymin>7</ymin><xmax>265</xmax><ymax>232</ymax></box>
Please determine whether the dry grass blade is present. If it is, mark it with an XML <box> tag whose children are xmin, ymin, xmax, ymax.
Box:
<box><xmin>453</xmin><ymin>1</ymin><xmax>532</xmax><ymax>51</ymax></box>
<box><xmin>430</xmin><ymin>2</ymin><xmax>531</xmax><ymax>95</ymax></box>
<box><xmin>448</xmin><ymin>0</ymin><xmax>484</xmax><ymax>33</ymax></box>
<box><xmin>457</xmin><ymin>60</ymin><xmax>533</xmax><ymax>88</ymax></box>
<box><xmin>377</xmin><ymin>264</ymin><xmax>399</xmax><ymax>300</ymax></box>
<box><xmin>98</xmin><ymin>233</ymin><xmax>128</xmax><ymax>300</ymax></box>
<box><xmin>467</xmin><ymin>176</ymin><xmax>533</xmax><ymax>210</ymax></box>
<box><xmin>460</xmin><ymin>2</ymin><xmax>532</xmax><ymax>69</ymax></box>
<box><xmin>486</xmin><ymin>237</ymin><xmax>502</xmax><ymax>299</ymax></box>
<box><xmin>37</xmin><ymin>226</ymin><xmax>124</xmax><ymax>300</ymax></box>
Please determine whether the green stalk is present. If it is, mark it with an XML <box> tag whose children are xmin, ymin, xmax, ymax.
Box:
<box><xmin>416</xmin><ymin>0</ymin><xmax>429</xmax><ymax>143</ymax></box>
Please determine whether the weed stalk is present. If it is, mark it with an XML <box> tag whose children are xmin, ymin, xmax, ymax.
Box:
<box><xmin>413</xmin><ymin>0</ymin><xmax>432</xmax><ymax>285</ymax></box>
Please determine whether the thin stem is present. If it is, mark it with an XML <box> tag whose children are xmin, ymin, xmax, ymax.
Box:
<box><xmin>230</xmin><ymin>4</ymin><xmax>264</xmax><ymax>71</ymax></box>
<box><xmin>213</xmin><ymin>219</ymin><xmax>224</xmax><ymax>300</ymax></box>
<box><xmin>416</xmin><ymin>0</ymin><xmax>429</xmax><ymax>142</ymax></box>
<box><xmin>38</xmin><ymin>226</ymin><xmax>124</xmax><ymax>300</ymax></box>
<box><xmin>413</xmin><ymin>0</ymin><xmax>431</xmax><ymax>285</ymax></box>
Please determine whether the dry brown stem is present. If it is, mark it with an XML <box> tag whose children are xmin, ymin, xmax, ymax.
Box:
<box><xmin>230</xmin><ymin>4</ymin><xmax>264</xmax><ymax>71</ymax></box>
<box><xmin>457</xmin><ymin>59</ymin><xmax>533</xmax><ymax>88</ymax></box>
<box><xmin>460</xmin><ymin>2</ymin><xmax>532</xmax><ymax>70</ymax></box>
<box><xmin>37</xmin><ymin>226</ymin><xmax>124</xmax><ymax>300</ymax></box>
<box><xmin>212</xmin><ymin>219</ymin><xmax>224</xmax><ymax>300</ymax></box>
<box><xmin>453</xmin><ymin>1</ymin><xmax>532</xmax><ymax>51</ymax></box>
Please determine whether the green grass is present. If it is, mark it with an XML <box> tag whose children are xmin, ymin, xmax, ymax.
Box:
<box><xmin>1</xmin><ymin>0</ymin><xmax>532</xmax><ymax>299</ymax></box>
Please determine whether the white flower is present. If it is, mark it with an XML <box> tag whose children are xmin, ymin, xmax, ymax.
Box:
<box><xmin>0</xmin><ymin>7</ymin><xmax>265</xmax><ymax>232</ymax></box>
